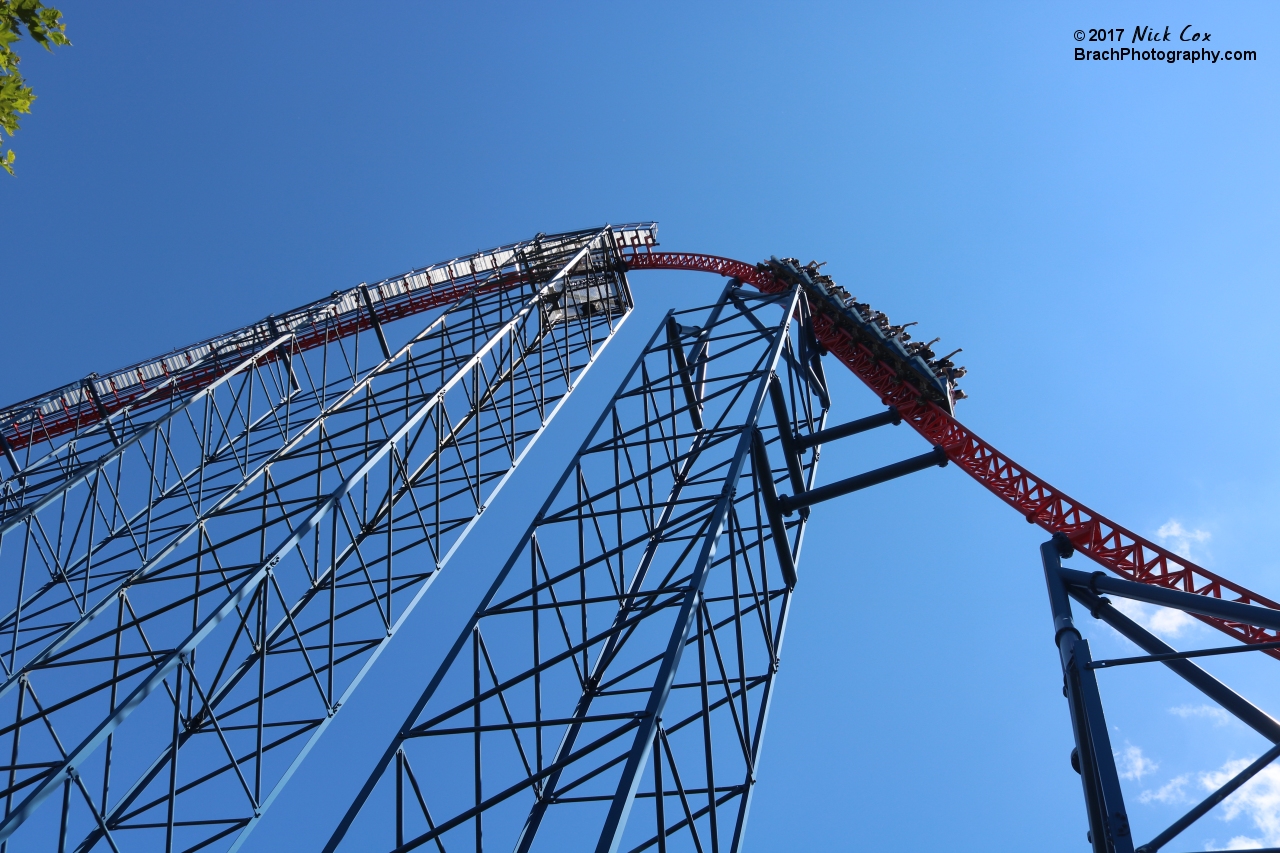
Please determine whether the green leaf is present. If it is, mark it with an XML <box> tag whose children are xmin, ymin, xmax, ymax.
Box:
<box><xmin>0</xmin><ymin>0</ymin><xmax>68</xmax><ymax>175</ymax></box>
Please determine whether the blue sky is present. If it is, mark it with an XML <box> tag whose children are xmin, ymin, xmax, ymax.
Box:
<box><xmin>4</xmin><ymin>1</ymin><xmax>1280</xmax><ymax>849</ymax></box>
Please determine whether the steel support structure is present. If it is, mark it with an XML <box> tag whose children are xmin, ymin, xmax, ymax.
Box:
<box><xmin>1041</xmin><ymin>535</ymin><xmax>1280</xmax><ymax>853</ymax></box>
<box><xmin>8</xmin><ymin>224</ymin><xmax>1280</xmax><ymax>852</ymax></box>
<box><xmin>0</xmin><ymin>227</ymin><xmax>637</xmax><ymax>852</ymax></box>
<box><xmin>0</xmin><ymin>228</ymin><xmax>650</xmax><ymax>701</ymax></box>
<box><xmin>324</xmin><ymin>280</ymin><xmax>838</xmax><ymax>853</ymax></box>
<box><xmin>624</xmin><ymin>251</ymin><xmax>1280</xmax><ymax>654</ymax></box>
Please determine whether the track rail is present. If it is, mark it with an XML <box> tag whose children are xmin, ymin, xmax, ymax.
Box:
<box><xmin>624</xmin><ymin>250</ymin><xmax>1280</xmax><ymax>653</ymax></box>
<box><xmin>4</xmin><ymin>236</ymin><xmax>1272</xmax><ymax>651</ymax></box>
<box><xmin>0</xmin><ymin>225</ymin><xmax>659</xmax><ymax>455</ymax></box>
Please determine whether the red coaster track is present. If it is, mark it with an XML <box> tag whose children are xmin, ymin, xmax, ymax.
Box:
<box><xmin>7</xmin><ymin>241</ymin><xmax>1273</xmax><ymax>650</ymax></box>
<box><xmin>625</xmin><ymin>250</ymin><xmax>1280</xmax><ymax>653</ymax></box>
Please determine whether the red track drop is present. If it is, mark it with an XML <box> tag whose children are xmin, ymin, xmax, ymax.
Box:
<box><xmin>626</xmin><ymin>250</ymin><xmax>1280</xmax><ymax>652</ymax></box>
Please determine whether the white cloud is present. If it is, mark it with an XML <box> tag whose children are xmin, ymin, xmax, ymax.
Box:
<box><xmin>1091</xmin><ymin>520</ymin><xmax>1208</xmax><ymax>643</ymax></box>
<box><xmin>1207</xmin><ymin>836</ymin><xmax>1268</xmax><ymax>850</ymax></box>
<box><xmin>1199</xmin><ymin>759</ymin><xmax>1280</xmax><ymax>847</ymax></box>
<box><xmin>1118</xmin><ymin>744</ymin><xmax>1158</xmax><ymax>781</ymax></box>
<box><xmin>1171</xmin><ymin>705</ymin><xmax>1235</xmax><ymax>727</ymax></box>
<box><xmin>1110</xmin><ymin>596</ymin><xmax>1200</xmax><ymax>640</ymax></box>
<box><xmin>1158</xmin><ymin>519</ymin><xmax>1211</xmax><ymax>559</ymax></box>
<box><xmin>1141</xmin><ymin>774</ymin><xmax>1190</xmax><ymax>804</ymax></box>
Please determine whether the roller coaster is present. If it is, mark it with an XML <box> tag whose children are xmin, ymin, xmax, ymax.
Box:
<box><xmin>0</xmin><ymin>224</ymin><xmax>1271</xmax><ymax>853</ymax></box>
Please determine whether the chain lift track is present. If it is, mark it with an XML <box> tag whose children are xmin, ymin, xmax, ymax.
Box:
<box><xmin>0</xmin><ymin>227</ymin><xmax>640</xmax><ymax>852</ymax></box>
<box><xmin>0</xmin><ymin>224</ymin><xmax>1277</xmax><ymax>852</ymax></box>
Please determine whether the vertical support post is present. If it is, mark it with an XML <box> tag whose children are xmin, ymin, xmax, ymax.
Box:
<box><xmin>689</xmin><ymin>287</ymin><xmax>731</xmax><ymax>406</ymax></box>
<box><xmin>2</xmin><ymin>677</ymin><xmax>25</xmax><ymax>853</ymax></box>
<box><xmin>653</xmin><ymin>725</ymin><xmax>666</xmax><ymax>853</ymax></box>
<box><xmin>165</xmin><ymin>658</ymin><xmax>183</xmax><ymax>853</ymax></box>
<box><xmin>798</xmin><ymin>306</ymin><xmax>830</xmax><ymax>411</ymax></box>
<box><xmin>360</xmin><ymin>284</ymin><xmax>394</xmax><ymax>362</ymax></box>
<box><xmin>473</xmin><ymin>627</ymin><xmax>482</xmax><ymax>853</ymax></box>
<box><xmin>750</xmin><ymin>429</ymin><xmax>797</xmax><ymax>589</ymax></box>
<box><xmin>0</xmin><ymin>433</ymin><xmax>20</xmax><ymax>478</ymax></box>
<box><xmin>767</xmin><ymin>377</ymin><xmax>806</xmax><ymax>503</ymax></box>
<box><xmin>1041</xmin><ymin>535</ymin><xmax>1134</xmax><ymax>853</ymax></box>
<box><xmin>395</xmin><ymin>750</ymin><xmax>404</xmax><ymax>850</ymax></box>
<box><xmin>697</xmin><ymin>604</ymin><xmax>720</xmax><ymax>851</ymax></box>
<box><xmin>266</xmin><ymin>315</ymin><xmax>300</xmax><ymax>391</ymax></box>
<box><xmin>666</xmin><ymin>318</ymin><xmax>703</xmax><ymax>431</ymax></box>
<box><xmin>56</xmin><ymin>776</ymin><xmax>70</xmax><ymax>853</ymax></box>
<box><xmin>81</xmin><ymin>378</ymin><xmax>119</xmax><ymax>446</ymax></box>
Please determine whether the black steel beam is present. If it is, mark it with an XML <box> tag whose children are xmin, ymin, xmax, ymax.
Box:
<box><xmin>666</xmin><ymin>317</ymin><xmax>704</xmax><ymax>431</ymax></box>
<box><xmin>1066</xmin><ymin>585</ymin><xmax>1280</xmax><ymax>744</ymax></box>
<box><xmin>359</xmin><ymin>284</ymin><xmax>394</xmax><ymax>361</ymax></box>
<box><xmin>1060</xmin><ymin>568</ymin><xmax>1280</xmax><ymax>632</ymax></box>
<box><xmin>1090</xmin><ymin>638</ymin><xmax>1280</xmax><ymax>669</ymax></box>
<box><xmin>777</xmin><ymin>445</ymin><xmax>946</xmax><ymax>516</ymax></box>
<box><xmin>793</xmin><ymin>407</ymin><xmax>900</xmax><ymax>450</ymax></box>
<box><xmin>0</xmin><ymin>433</ymin><xmax>19</xmax><ymax>477</ymax></box>
<box><xmin>1137</xmin><ymin>743</ymin><xmax>1280</xmax><ymax>853</ymax></box>
<box><xmin>80</xmin><ymin>377</ymin><xmax>119</xmax><ymax>446</ymax></box>
<box><xmin>798</xmin><ymin>312</ymin><xmax>830</xmax><ymax>410</ymax></box>
<box><xmin>768</xmin><ymin>377</ymin><xmax>806</xmax><ymax>498</ymax></box>
<box><xmin>751</xmin><ymin>429</ymin><xmax>798</xmax><ymax>589</ymax></box>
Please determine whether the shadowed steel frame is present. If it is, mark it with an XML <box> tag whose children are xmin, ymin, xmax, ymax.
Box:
<box><xmin>322</xmin><ymin>279</ymin><xmax>837</xmax><ymax>853</ymax></box>
<box><xmin>0</xmin><ymin>227</ymin><xmax>635</xmax><ymax>853</ymax></box>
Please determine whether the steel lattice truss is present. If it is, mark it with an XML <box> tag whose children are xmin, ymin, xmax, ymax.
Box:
<box><xmin>3</xmin><ymin>221</ymin><xmax>1280</xmax><ymax>853</ymax></box>
<box><xmin>0</xmin><ymin>226</ymin><xmax>637</xmax><ymax>852</ymax></box>
<box><xmin>326</xmin><ymin>280</ymin><xmax>827</xmax><ymax>853</ymax></box>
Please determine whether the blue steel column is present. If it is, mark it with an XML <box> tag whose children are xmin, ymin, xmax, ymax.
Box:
<box><xmin>323</xmin><ymin>282</ymin><xmax>826</xmax><ymax>853</ymax></box>
<box><xmin>1041</xmin><ymin>536</ymin><xmax>1133</xmax><ymax>853</ymax></box>
<box><xmin>587</xmin><ymin>289</ymin><xmax>802</xmax><ymax>853</ymax></box>
<box><xmin>1062</xmin><ymin>581</ymin><xmax>1280</xmax><ymax>852</ymax></box>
